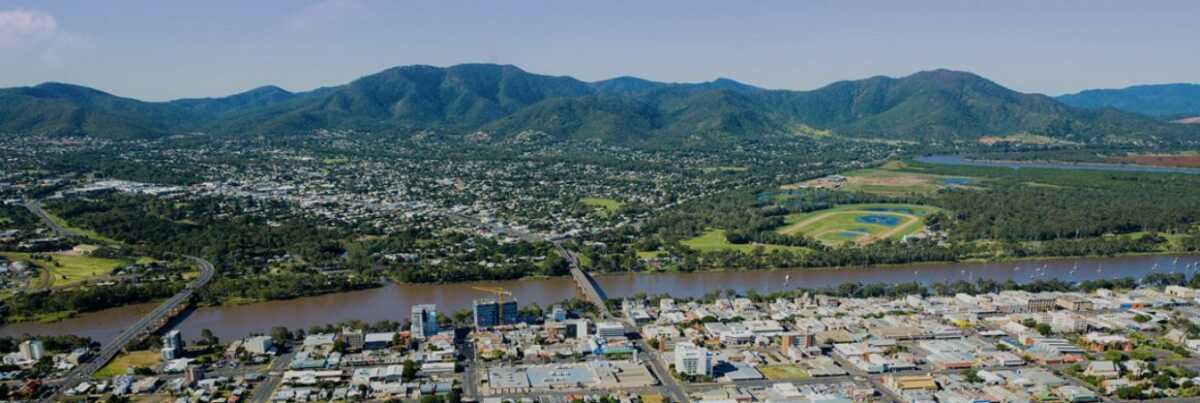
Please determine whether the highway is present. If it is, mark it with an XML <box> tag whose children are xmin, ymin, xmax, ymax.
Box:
<box><xmin>22</xmin><ymin>200</ymin><xmax>76</xmax><ymax>239</ymax></box>
<box><xmin>23</xmin><ymin>199</ymin><xmax>218</xmax><ymax>400</ymax></box>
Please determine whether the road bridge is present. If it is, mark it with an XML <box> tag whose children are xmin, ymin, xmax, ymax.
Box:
<box><xmin>24</xmin><ymin>200</ymin><xmax>217</xmax><ymax>400</ymax></box>
<box><xmin>553</xmin><ymin>244</ymin><xmax>610</xmax><ymax>318</ymax></box>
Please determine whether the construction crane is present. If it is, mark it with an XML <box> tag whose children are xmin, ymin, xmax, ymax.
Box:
<box><xmin>471</xmin><ymin>286</ymin><xmax>513</xmax><ymax>304</ymax></box>
<box><xmin>472</xmin><ymin>286</ymin><xmax>515</xmax><ymax>326</ymax></box>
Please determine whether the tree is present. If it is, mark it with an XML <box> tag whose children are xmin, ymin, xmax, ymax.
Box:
<box><xmin>453</xmin><ymin>309</ymin><xmax>472</xmax><ymax>326</ymax></box>
<box><xmin>964</xmin><ymin>368</ymin><xmax>983</xmax><ymax>383</ymax></box>
<box><xmin>30</xmin><ymin>356</ymin><xmax>55</xmax><ymax>378</ymax></box>
<box><xmin>402</xmin><ymin>359</ymin><xmax>418</xmax><ymax>381</ymax></box>
<box><xmin>200</xmin><ymin>328</ymin><xmax>219</xmax><ymax>346</ymax></box>
<box><xmin>270</xmin><ymin>326</ymin><xmax>290</xmax><ymax>346</ymax></box>
<box><xmin>1117</xmin><ymin>386</ymin><xmax>1144</xmax><ymax>400</ymax></box>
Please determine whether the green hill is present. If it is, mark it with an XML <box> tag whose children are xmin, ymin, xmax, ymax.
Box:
<box><xmin>1058</xmin><ymin>83</ymin><xmax>1200</xmax><ymax>117</ymax></box>
<box><xmin>1</xmin><ymin>64</ymin><xmax>1197</xmax><ymax>147</ymax></box>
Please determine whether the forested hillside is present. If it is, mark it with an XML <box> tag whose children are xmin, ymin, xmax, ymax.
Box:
<box><xmin>3</xmin><ymin>64</ymin><xmax>1197</xmax><ymax>147</ymax></box>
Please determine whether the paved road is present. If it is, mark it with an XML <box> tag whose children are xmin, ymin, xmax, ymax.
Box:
<box><xmin>249</xmin><ymin>351</ymin><xmax>295</xmax><ymax>403</ymax></box>
<box><xmin>23</xmin><ymin>199</ymin><xmax>218</xmax><ymax>400</ymax></box>
<box><xmin>616</xmin><ymin>320</ymin><xmax>688</xmax><ymax>403</ymax></box>
<box><xmin>48</xmin><ymin>255</ymin><xmax>215</xmax><ymax>398</ymax></box>
<box><xmin>23</xmin><ymin>200</ymin><xmax>76</xmax><ymax>239</ymax></box>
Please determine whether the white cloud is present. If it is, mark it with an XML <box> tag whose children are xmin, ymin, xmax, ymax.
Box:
<box><xmin>0</xmin><ymin>8</ymin><xmax>57</xmax><ymax>48</ymax></box>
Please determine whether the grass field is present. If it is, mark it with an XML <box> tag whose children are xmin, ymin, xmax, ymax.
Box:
<box><xmin>2</xmin><ymin>252</ymin><xmax>127</xmax><ymax>289</ymax></box>
<box><xmin>681</xmin><ymin>229</ymin><xmax>810</xmax><ymax>254</ymax></box>
<box><xmin>759</xmin><ymin>365</ymin><xmax>809</xmax><ymax>380</ymax></box>
<box><xmin>784</xmin><ymin>160</ymin><xmax>980</xmax><ymax>197</ymax></box>
<box><xmin>777</xmin><ymin>203</ymin><xmax>939</xmax><ymax>246</ymax></box>
<box><xmin>636</xmin><ymin>250</ymin><xmax>666</xmax><ymax>260</ymax></box>
<box><xmin>44</xmin><ymin>210</ymin><xmax>120</xmax><ymax>244</ymax></box>
<box><xmin>581</xmin><ymin>197</ymin><xmax>623</xmax><ymax>214</ymax></box>
<box><xmin>838</xmin><ymin>167</ymin><xmax>979</xmax><ymax>196</ymax></box>
<box><xmin>94</xmin><ymin>350</ymin><xmax>159</xmax><ymax>379</ymax></box>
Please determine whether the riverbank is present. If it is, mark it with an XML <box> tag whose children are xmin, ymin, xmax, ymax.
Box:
<box><xmin>4</xmin><ymin>253</ymin><xmax>1198</xmax><ymax>344</ymax></box>
<box><xmin>7</xmin><ymin>248</ymin><xmax>1196</xmax><ymax>327</ymax></box>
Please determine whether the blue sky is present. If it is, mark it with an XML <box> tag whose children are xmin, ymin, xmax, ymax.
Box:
<box><xmin>1</xmin><ymin>0</ymin><xmax>1197</xmax><ymax>100</ymax></box>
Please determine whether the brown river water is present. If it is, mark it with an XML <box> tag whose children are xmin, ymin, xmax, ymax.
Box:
<box><xmin>4</xmin><ymin>254</ymin><xmax>1198</xmax><ymax>343</ymax></box>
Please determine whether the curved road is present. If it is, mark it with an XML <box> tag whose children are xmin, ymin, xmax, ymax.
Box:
<box><xmin>23</xmin><ymin>199</ymin><xmax>217</xmax><ymax>398</ymax></box>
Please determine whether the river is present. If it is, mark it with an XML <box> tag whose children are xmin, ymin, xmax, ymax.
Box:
<box><xmin>3</xmin><ymin>254</ymin><xmax>1197</xmax><ymax>343</ymax></box>
<box><xmin>914</xmin><ymin>155</ymin><xmax>1200</xmax><ymax>175</ymax></box>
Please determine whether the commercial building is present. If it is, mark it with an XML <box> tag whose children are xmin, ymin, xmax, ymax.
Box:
<box><xmin>162</xmin><ymin>330</ymin><xmax>184</xmax><ymax>360</ymax></box>
<box><xmin>595</xmin><ymin>321</ymin><xmax>625</xmax><ymax>338</ymax></box>
<box><xmin>184</xmin><ymin>366</ymin><xmax>205</xmax><ymax>385</ymax></box>
<box><xmin>780</xmin><ymin>332</ymin><xmax>816</xmax><ymax>352</ymax></box>
<box><xmin>341</xmin><ymin>329</ymin><xmax>365</xmax><ymax>351</ymax></box>
<box><xmin>243</xmin><ymin>336</ymin><xmax>274</xmax><ymax>355</ymax></box>
<box><xmin>565</xmin><ymin>319</ymin><xmax>588</xmax><ymax>339</ymax></box>
<box><xmin>474</xmin><ymin>298</ymin><xmax>518</xmax><ymax>329</ymax></box>
<box><xmin>411</xmin><ymin>304</ymin><xmax>439</xmax><ymax>339</ymax></box>
<box><xmin>673</xmin><ymin>342</ymin><xmax>712</xmax><ymax>377</ymax></box>
<box><xmin>19</xmin><ymin>340</ymin><xmax>44</xmax><ymax>362</ymax></box>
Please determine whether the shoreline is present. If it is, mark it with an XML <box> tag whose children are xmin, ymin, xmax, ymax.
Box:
<box><xmin>6</xmin><ymin>250</ymin><xmax>1197</xmax><ymax>327</ymax></box>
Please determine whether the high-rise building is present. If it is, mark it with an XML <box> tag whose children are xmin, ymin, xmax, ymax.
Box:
<box><xmin>473</xmin><ymin>298</ymin><xmax>518</xmax><ymax>329</ymax></box>
<box><xmin>340</xmin><ymin>328</ymin><xmax>365</xmax><ymax>351</ymax></box>
<box><xmin>184</xmin><ymin>366</ymin><xmax>205</xmax><ymax>385</ymax></box>
<box><xmin>565</xmin><ymin>319</ymin><xmax>588</xmax><ymax>339</ymax></box>
<box><xmin>19</xmin><ymin>340</ymin><xmax>44</xmax><ymax>362</ymax></box>
<box><xmin>780</xmin><ymin>332</ymin><xmax>816</xmax><ymax>353</ymax></box>
<box><xmin>411</xmin><ymin>304</ymin><xmax>439</xmax><ymax>339</ymax></box>
<box><xmin>550</xmin><ymin>304</ymin><xmax>567</xmax><ymax>322</ymax></box>
<box><xmin>673</xmin><ymin>342</ymin><xmax>712</xmax><ymax>377</ymax></box>
<box><xmin>162</xmin><ymin>330</ymin><xmax>184</xmax><ymax>360</ymax></box>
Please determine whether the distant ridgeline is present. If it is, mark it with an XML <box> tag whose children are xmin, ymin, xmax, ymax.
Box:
<box><xmin>2</xmin><ymin>64</ymin><xmax>1198</xmax><ymax>147</ymax></box>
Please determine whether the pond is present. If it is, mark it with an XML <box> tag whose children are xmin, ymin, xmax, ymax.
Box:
<box><xmin>856</xmin><ymin>214</ymin><xmax>901</xmax><ymax>226</ymax></box>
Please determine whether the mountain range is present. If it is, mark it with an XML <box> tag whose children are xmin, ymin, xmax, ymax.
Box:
<box><xmin>1057</xmin><ymin>83</ymin><xmax>1200</xmax><ymax>120</ymax></box>
<box><xmin>1</xmin><ymin>63</ymin><xmax>1197</xmax><ymax>146</ymax></box>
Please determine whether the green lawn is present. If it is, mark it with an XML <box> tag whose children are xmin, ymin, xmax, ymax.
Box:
<box><xmin>759</xmin><ymin>365</ymin><xmax>809</xmax><ymax>380</ymax></box>
<box><xmin>44</xmin><ymin>210</ymin><xmax>120</xmax><ymax>244</ymax></box>
<box><xmin>834</xmin><ymin>161</ymin><xmax>980</xmax><ymax>196</ymax></box>
<box><xmin>777</xmin><ymin>203</ymin><xmax>939</xmax><ymax>246</ymax></box>
<box><xmin>2</xmin><ymin>252</ymin><xmax>128</xmax><ymax>288</ymax></box>
<box><xmin>94</xmin><ymin>350</ymin><xmax>160</xmax><ymax>379</ymax></box>
<box><xmin>681</xmin><ymin>229</ymin><xmax>809</xmax><ymax>254</ymax></box>
<box><xmin>581</xmin><ymin>197</ymin><xmax>623</xmax><ymax>214</ymax></box>
<box><xmin>636</xmin><ymin>250</ymin><xmax>666</xmax><ymax>260</ymax></box>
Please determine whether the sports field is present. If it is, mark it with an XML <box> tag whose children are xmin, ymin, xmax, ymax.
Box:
<box><xmin>777</xmin><ymin>203</ymin><xmax>939</xmax><ymax>246</ymax></box>
<box><xmin>580</xmin><ymin>197</ymin><xmax>623</xmax><ymax>214</ymax></box>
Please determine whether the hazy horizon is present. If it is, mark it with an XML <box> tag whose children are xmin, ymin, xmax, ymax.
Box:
<box><xmin>2</xmin><ymin>0</ymin><xmax>1198</xmax><ymax>101</ymax></box>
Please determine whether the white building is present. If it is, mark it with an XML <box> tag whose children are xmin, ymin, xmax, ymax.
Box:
<box><xmin>243</xmin><ymin>336</ymin><xmax>273</xmax><ymax>355</ymax></box>
<box><xmin>673</xmin><ymin>342</ymin><xmax>712</xmax><ymax>377</ymax></box>
<box><xmin>595</xmin><ymin>321</ymin><xmax>625</xmax><ymax>338</ymax></box>
<box><xmin>567</xmin><ymin>319</ymin><xmax>589</xmax><ymax>339</ymax></box>
<box><xmin>19</xmin><ymin>340</ymin><xmax>44</xmax><ymax>362</ymax></box>
<box><xmin>411</xmin><ymin>304</ymin><xmax>438</xmax><ymax>340</ymax></box>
